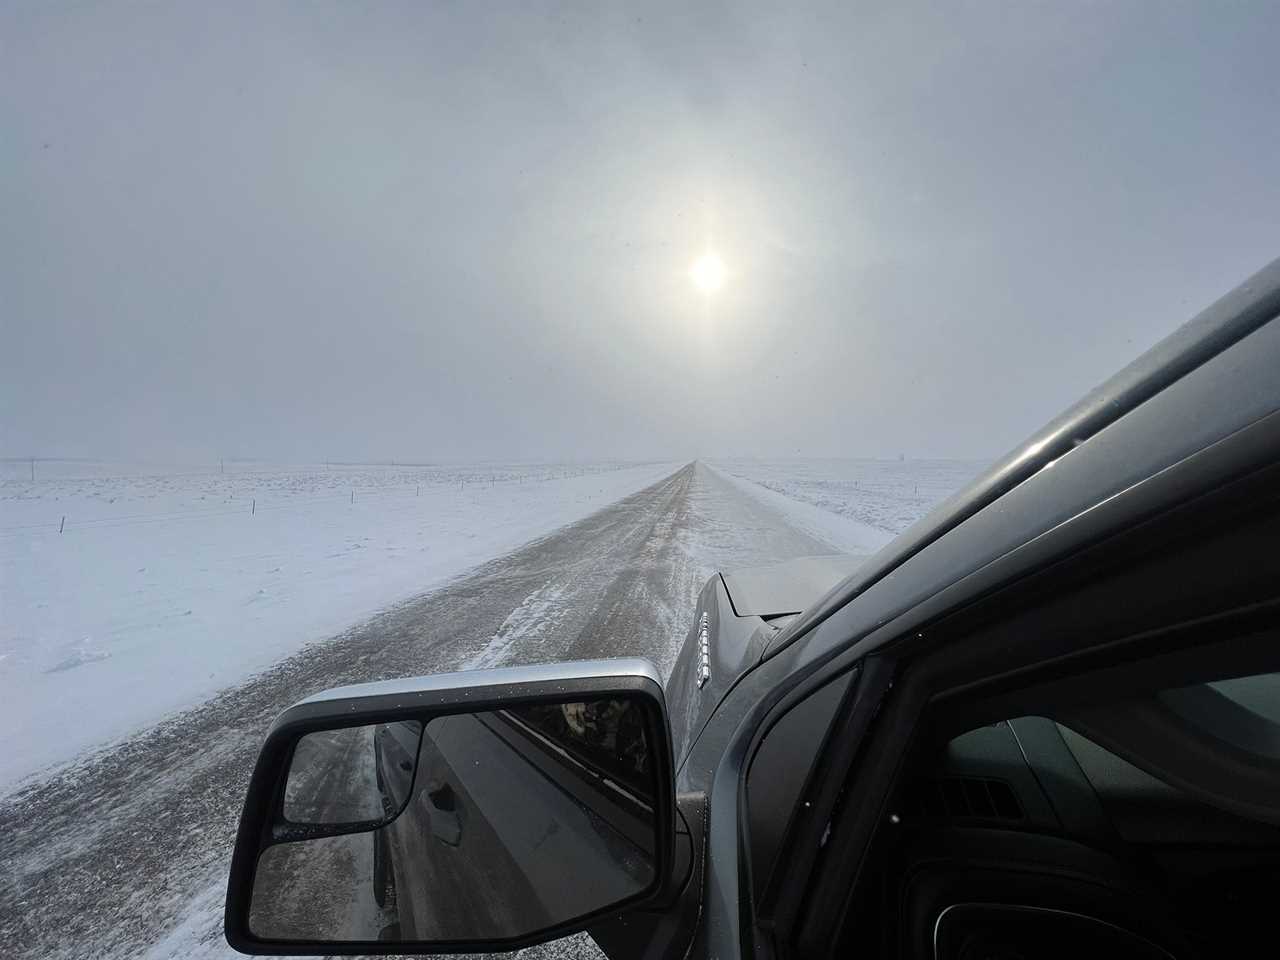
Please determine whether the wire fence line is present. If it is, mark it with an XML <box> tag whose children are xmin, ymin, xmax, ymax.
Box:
<box><xmin>0</xmin><ymin>461</ymin><xmax>669</xmax><ymax>539</ymax></box>
<box><xmin>0</xmin><ymin>457</ymin><xmax>653</xmax><ymax>485</ymax></box>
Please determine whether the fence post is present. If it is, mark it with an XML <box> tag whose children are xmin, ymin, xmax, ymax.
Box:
<box><xmin>60</xmin><ymin>515</ymin><xmax>65</xmax><ymax>534</ymax></box>
<box><xmin>252</xmin><ymin>498</ymin><xmax>256</xmax><ymax>515</ymax></box>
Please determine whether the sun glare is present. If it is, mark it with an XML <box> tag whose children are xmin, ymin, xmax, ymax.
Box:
<box><xmin>690</xmin><ymin>252</ymin><xmax>727</xmax><ymax>294</ymax></box>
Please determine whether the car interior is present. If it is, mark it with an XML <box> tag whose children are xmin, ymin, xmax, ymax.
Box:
<box><xmin>843</xmin><ymin>664</ymin><xmax>1280</xmax><ymax>959</ymax></box>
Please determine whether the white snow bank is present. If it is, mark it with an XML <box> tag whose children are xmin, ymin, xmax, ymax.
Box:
<box><xmin>0</xmin><ymin>459</ymin><xmax>679</xmax><ymax>791</ymax></box>
<box><xmin>707</xmin><ymin>458</ymin><xmax>989</xmax><ymax>542</ymax></box>
<box><xmin>703</xmin><ymin>465</ymin><xmax>894</xmax><ymax>556</ymax></box>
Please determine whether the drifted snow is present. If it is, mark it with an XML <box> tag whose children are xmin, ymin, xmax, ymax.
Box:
<box><xmin>709</xmin><ymin>457</ymin><xmax>989</xmax><ymax>540</ymax></box>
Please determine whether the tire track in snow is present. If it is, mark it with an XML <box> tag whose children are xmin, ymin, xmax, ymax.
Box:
<box><xmin>465</xmin><ymin>584</ymin><xmax>570</xmax><ymax>669</ymax></box>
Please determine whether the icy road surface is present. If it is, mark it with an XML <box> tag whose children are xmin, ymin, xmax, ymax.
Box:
<box><xmin>0</xmin><ymin>461</ymin><xmax>963</xmax><ymax>959</ymax></box>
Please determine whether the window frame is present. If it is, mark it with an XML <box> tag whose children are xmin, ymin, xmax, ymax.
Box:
<box><xmin>751</xmin><ymin>449</ymin><xmax>1280</xmax><ymax>959</ymax></box>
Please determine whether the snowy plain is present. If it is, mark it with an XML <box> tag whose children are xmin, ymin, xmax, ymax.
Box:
<box><xmin>0</xmin><ymin>459</ymin><xmax>678</xmax><ymax>791</ymax></box>
<box><xmin>1</xmin><ymin>456</ymin><xmax>993</xmax><ymax>960</ymax></box>
<box><xmin>0</xmin><ymin>457</ymin><xmax>990</xmax><ymax>793</ymax></box>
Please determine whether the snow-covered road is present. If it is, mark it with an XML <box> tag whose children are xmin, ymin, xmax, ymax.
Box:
<box><xmin>1</xmin><ymin>461</ymin><xmax>898</xmax><ymax>959</ymax></box>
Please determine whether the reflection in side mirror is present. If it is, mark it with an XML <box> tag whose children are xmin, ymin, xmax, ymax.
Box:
<box><xmin>282</xmin><ymin>721</ymin><xmax>423</xmax><ymax>826</ymax></box>
<box><xmin>240</xmin><ymin>687</ymin><xmax>666</xmax><ymax>950</ymax></box>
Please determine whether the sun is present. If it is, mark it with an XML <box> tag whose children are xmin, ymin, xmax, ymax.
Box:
<box><xmin>689</xmin><ymin>251</ymin><xmax>727</xmax><ymax>294</ymax></box>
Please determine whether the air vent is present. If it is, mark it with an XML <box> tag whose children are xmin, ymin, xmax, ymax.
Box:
<box><xmin>901</xmin><ymin>776</ymin><xmax>1023</xmax><ymax>821</ymax></box>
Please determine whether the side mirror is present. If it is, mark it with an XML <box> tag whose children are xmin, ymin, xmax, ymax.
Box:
<box><xmin>224</xmin><ymin>659</ymin><xmax>676</xmax><ymax>954</ymax></box>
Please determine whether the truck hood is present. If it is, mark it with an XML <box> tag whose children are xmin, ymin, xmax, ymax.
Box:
<box><xmin>667</xmin><ymin>554</ymin><xmax>872</xmax><ymax>769</ymax></box>
<box><xmin>720</xmin><ymin>554</ymin><xmax>870</xmax><ymax>619</ymax></box>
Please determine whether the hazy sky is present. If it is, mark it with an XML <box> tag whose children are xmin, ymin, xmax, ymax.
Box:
<box><xmin>4</xmin><ymin>2</ymin><xmax>1279</xmax><ymax>463</ymax></box>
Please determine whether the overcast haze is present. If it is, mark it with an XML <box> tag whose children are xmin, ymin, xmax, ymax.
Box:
<box><xmin>3</xmin><ymin>2</ymin><xmax>1278</xmax><ymax>464</ymax></box>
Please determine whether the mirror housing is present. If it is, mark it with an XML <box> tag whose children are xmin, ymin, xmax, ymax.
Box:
<box><xmin>224</xmin><ymin>658</ymin><xmax>677</xmax><ymax>955</ymax></box>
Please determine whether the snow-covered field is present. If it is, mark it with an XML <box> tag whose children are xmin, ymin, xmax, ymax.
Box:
<box><xmin>0</xmin><ymin>459</ymin><xmax>678</xmax><ymax>791</ymax></box>
<box><xmin>711</xmin><ymin>457</ymin><xmax>990</xmax><ymax>539</ymax></box>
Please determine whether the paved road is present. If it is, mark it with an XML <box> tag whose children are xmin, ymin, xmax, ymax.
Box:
<box><xmin>0</xmin><ymin>462</ymin><xmax>836</xmax><ymax>959</ymax></box>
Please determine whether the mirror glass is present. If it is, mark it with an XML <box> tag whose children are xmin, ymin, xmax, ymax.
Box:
<box><xmin>283</xmin><ymin>721</ymin><xmax>423</xmax><ymax>825</ymax></box>
<box><xmin>250</xmin><ymin>696</ymin><xmax>658</xmax><ymax>944</ymax></box>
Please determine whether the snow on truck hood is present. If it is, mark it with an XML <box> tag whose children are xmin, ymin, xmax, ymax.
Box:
<box><xmin>720</xmin><ymin>554</ymin><xmax>870</xmax><ymax>619</ymax></box>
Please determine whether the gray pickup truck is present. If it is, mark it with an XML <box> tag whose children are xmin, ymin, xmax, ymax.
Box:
<box><xmin>226</xmin><ymin>259</ymin><xmax>1280</xmax><ymax>960</ymax></box>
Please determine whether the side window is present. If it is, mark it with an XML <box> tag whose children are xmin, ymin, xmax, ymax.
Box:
<box><xmin>745</xmin><ymin>668</ymin><xmax>857</xmax><ymax>908</ymax></box>
<box><xmin>1052</xmin><ymin>717</ymin><xmax>1280</xmax><ymax>955</ymax></box>
<box><xmin>1059</xmin><ymin>669</ymin><xmax>1280</xmax><ymax>841</ymax></box>
<box><xmin>1204</xmin><ymin>672</ymin><xmax>1280</xmax><ymax>723</ymax></box>
<box><xmin>860</xmin><ymin>669</ymin><xmax>1280</xmax><ymax>960</ymax></box>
